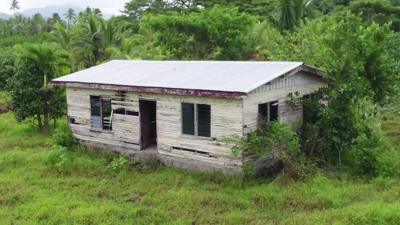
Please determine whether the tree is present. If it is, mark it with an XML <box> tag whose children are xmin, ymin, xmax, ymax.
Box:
<box><xmin>279</xmin><ymin>0</ymin><xmax>311</xmax><ymax>32</ymax></box>
<box><xmin>30</xmin><ymin>13</ymin><xmax>46</xmax><ymax>34</ymax></box>
<box><xmin>279</xmin><ymin>0</ymin><xmax>296</xmax><ymax>31</ymax></box>
<box><xmin>350</xmin><ymin>0</ymin><xmax>400</xmax><ymax>31</ymax></box>
<box><xmin>51</xmin><ymin>23</ymin><xmax>72</xmax><ymax>50</ymax></box>
<box><xmin>47</xmin><ymin>13</ymin><xmax>64</xmax><ymax>31</ymax></box>
<box><xmin>72</xmin><ymin>15</ymin><xmax>105</xmax><ymax>67</ymax></box>
<box><xmin>10</xmin><ymin>0</ymin><xmax>20</xmax><ymax>13</ymax></box>
<box><xmin>123</xmin><ymin>0</ymin><xmax>169</xmax><ymax>20</ymax></box>
<box><xmin>141</xmin><ymin>6</ymin><xmax>255</xmax><ymax>60</ymax></box>
<box><xmin>0</xmin><ymin>49</ymin><xmax>15</xmax><ymax>90</ymax></box>
<box><xmin>11</xmin><ymin>43</ymin><xmax>70</xmax><ymax>131</ymax></box>
<box><xmin>247</xmin><ymin>21</ymin><xmax>286</xmax><ymax>60</ymax></box>
<box><xmin>283</xmin><ymin>12</ymin><xmax>400</xmax><ymax>170</ymax></box>
<box><xmin>64</xmin><ymin>8</ymin><xmax>77</xmax><ymax>27</ymax></box>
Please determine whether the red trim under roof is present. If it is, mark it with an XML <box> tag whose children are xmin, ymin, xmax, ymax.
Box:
<box><xmin>52</xmin><ymin>81</ymin><xmax>247</xmax><ymax>98</ymax></box>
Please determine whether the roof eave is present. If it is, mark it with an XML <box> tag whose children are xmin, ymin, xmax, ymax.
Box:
<box><xmin>301</xmin><ymin>64</ymin><xmax>327</xmax><ymax>78</ymax></box>
<box><xmin>244</xmin><ymin>63</ymin><xmax>327</xmax><ymax>93</ymax></box>
<box><xmin>52</xmin><ymin>81</ymin><xmax>247</xmax><ymax>99</ymax></box>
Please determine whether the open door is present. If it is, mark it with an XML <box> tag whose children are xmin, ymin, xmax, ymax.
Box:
<box><xmin>139</xmin><ymin>100</ymin><xmax>157</xmax><ymax>150</ymax></box>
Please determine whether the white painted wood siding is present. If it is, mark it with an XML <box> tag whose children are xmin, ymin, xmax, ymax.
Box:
<box><xmin>66</xmin><ymin>88</ymin><xmax>141</xmax><ymax>150</ymax></box>
<box><xmin>66</xmin><ymin>88</ymin><xmax>244</xmax><ymax>167</ymax></box>
<box><xmin>243</xmin><ymin>72</ymin><xmax>326</xmax><ymax>134</ymax></box>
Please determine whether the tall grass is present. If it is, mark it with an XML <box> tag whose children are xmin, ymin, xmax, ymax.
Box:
<box><xmin>383</xmin><ymin>116</ymin><xmax>400</xmax><ymax>147</ymax></box>
<box><xmin>0</xmin><ymin>112</ymin><xmax>400</xmax><ymax>224</ymax></box>
<box><xmin>0</xmin><ymin>91</ymin><xmax>10</xmax><ymax>105</ymax></box>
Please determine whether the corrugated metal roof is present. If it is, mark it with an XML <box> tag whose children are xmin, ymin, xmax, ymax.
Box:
<box><xmin>53</xmin><ymin>60</ymin><xmax>309</xmax><ymax>93</ymax></box>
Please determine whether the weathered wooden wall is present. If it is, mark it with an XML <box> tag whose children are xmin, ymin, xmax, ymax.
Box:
<box><xmin>243</xmin><ymin>72</ymin><xmax>326</xmax><ymax>134</ymax></box>
<box><xmin>65</xmin><ymin>71</ymin><xmax>325</xmax><ymax>173</ymax></box>
<box><xmin>146</xmin><ymin>93</ymin><xmax>243</xmax><ymax>170</ymax></box>
<box><xmin>66</xmin><ymin>88</ymin><xmax>244</xmax><ymax>172</ymax></box>
<box><xmin>67</xmin><ymin>88</ymin><xmax>141</xmax><ymax>151</ymax></box>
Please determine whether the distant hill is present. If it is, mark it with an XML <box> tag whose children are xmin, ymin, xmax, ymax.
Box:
<box><xmin>0</xmin><ymin>12</ymin><xmax>10</xmax><ymax>20</ymax></box>
<box><xmin>21</xmin><ymin>4</ymin><xmax>112</xmax><ymax>19</ymax></box>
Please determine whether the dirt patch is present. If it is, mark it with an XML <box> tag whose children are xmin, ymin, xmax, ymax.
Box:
<box><xmin>0</xmin><ymin>103</ymin><xmax>10</xmax><ymax>114</ymax></box>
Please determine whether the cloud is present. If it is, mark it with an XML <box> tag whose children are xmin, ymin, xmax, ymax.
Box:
<box><xmin>0</xmin><ymin>0</ymin><xmax>128</xmax><ymax>14</ymax></box>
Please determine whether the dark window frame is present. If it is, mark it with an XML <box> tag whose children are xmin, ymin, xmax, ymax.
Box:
<box><xmin>90</xmin><ymin>95</ymin><xmax>112</xmax><ymax>131</ymax></box>
<box><xmin>258</xmin><ymin>101</ymin><xmax>279</xmax><ymax>127</ymax></box>
<box><xmin>181</xmin><ymin>103</ymin><xmax>211</xmax><ymax>137</ymax></box>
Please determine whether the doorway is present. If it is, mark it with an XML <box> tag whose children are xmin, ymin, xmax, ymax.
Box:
<box><xmin>139</xmin><ymin>100</ymin><xmax>157</xmax><ymax>150</ymax></box>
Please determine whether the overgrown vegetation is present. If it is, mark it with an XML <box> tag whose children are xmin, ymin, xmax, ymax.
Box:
<box><xmin>1</xmin><ymin>0</ymin><xmax>400</xmax><ymax>222</ymax></box>
<box><xmin>1</xmin><ymin>1</ymin><xmax>399</xmax><ymax>173</ymax></box>
<box><xmin>1</xmin><ymin>113</ymin><xmax>400</xmax><ymax>224</ymax></box>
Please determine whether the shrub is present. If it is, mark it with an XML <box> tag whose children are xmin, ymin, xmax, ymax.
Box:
<box><xmin>44</xmin><ymin>146</ymin><xmax>73</xmax><ymax>174</ymax></box>
<box><xmin>346</xmin><ymin>132</ymin><xmax>400</xmax><ymax>177</ymax></box>
<box><xmin>223</xmin><ymin>122</ymin><xmax>311</xmax><ymax>179</ymax></box>
<box><xmin>52</xmin><ymin>121</ymin><xmax>75</xmax><ymax>147</ymax></box>
<box><xmin>345</xmin><ymin>98</ymin><xmax>400</xmax><ymax>177</ymax></box>
<box><xmin>106</xmin><ymin>156</ymin><xmax>129</xmax><ymax>174</ymax></box>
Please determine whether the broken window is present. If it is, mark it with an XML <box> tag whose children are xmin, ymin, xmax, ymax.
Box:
<box><xmin>182</xmin><ymin>103</ymin><xmax>211</xmax><ymax>137</ymax></box>
<box><xmin>258</xmin><ymin>101</ymin><xmax>279</xmax><ymax>127</ymax></box>
<box><xmin>90</xmin><ymin>96</ymin><xmax>112</xmax><ymax>130</ymax></box>
<box><xmin>114</xmin><ymin>108</ymin><xmax>139</xmax><ymax>116</ymax></box>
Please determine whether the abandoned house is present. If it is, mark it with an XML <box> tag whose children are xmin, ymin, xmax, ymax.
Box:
<box><xmin>52</xmin><ymin>60</ymin><xmax>326</xmax><ymax>173</ymax></box>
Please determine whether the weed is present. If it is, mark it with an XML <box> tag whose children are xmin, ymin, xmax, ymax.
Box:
<box><xmin>44</xmin><ymin>145</ymin><xmax>73</xmax><ymax>174</ymax></box>
<box><xmin>52</xmin><ymin>120</ymin><xmax>75</xmax><ymax>147</ymax></box>
<box><xmin>105</xmin><ymin>156</ymin><xmax>129</xmax><ymax>174</ymax></box>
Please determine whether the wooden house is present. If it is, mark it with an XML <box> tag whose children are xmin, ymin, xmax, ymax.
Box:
<box><xmin>53</xmin><ymin>60</ymin><xmax>326</xmax><ymax>174</ymax></box>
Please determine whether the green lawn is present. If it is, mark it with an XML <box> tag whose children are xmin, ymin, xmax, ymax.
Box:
<box><xmin>1</xmin><ymin>112</ymin><xmax>400</xmax><ymax>225</ymax></box>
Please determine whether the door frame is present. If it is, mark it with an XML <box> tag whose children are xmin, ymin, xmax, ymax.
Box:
<box><xmin>139</xmin><ymin>99</ymin><xmax>157</xmax><ymax>150</ymax></box>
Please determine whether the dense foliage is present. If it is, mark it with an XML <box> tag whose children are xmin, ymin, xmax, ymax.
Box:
<box><xmin>0</xmin><ymin>0</ymin><xmax>400</xmax><ymax>177</ymax></box>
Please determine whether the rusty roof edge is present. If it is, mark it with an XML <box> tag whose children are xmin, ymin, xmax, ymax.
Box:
<box><xmin>52</xmin><ymin>80</ymin><xmax>248</xmax><ymax>99</ymax></box>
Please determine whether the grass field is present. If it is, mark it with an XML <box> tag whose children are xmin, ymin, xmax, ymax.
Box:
<box><xmin>1</xmin><ymin>112</ymin><xmax>400</xmax><ymax>225</ymax></box>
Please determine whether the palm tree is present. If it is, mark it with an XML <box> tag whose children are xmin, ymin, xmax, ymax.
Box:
<box><xmin>10</xmin><ymin>0</ymin><xmax>20</xmax><ymax>13</ymax></box>
<box><xmin>64</xmin><ymin>8</ymin><xmax>77</xmax><ymax>27</ymax></box>
<box><xmin>101</xmin><ymin>18</ymin><xmax>122</xmax><ymax>48</ymax></box>
<box><xmin>279</xmin><ymin>0</ymin><xmax>296</xmax><ymax>31</ymax></box>
<box><xmin>16</xmin><ymin>43</ymin><xmax>70</xmax><ymax>131</ymax></box>
<box><xmin>72</xmin><ymin>15</ymin><xmax>105</xmax><ymax>67</ymax></box>
<box><xmin>51</xmin><ymin>23</ymin><xmax>72</xmax><ymax>49</ymax></box>
<box><xmin>279</xmin><ymin>0</ymin><xmax>312</xmax><ymax>32</ymax></box>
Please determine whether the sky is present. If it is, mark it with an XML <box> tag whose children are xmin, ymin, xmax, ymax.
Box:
<box><xmin>0</xmin><ymin>0</ymin><xmax>129</xmax><ymax>15</ymax></box>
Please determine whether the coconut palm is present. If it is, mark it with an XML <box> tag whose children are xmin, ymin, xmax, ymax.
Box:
<box><xmin>51</xmin><ymin>23</ymin><xmax>73</xmax><ymax>50</ymax></box>
<box><xmin>64</xmin><ymin>8</ymin><xmax>77</xmax><ymax>27</ymax></box>
<box><xmin>10</xmin><ymin>0</ymin><xmax>20</xmax><ymax>13</ymax></box>
<box><xmin>279</xmin><ymin>0</ymin><xmax>312</xmax><ymax>32</ymax></box>
<box><xmin>72</xmin><ymin>15</ymin><xmax>105</xmax><ymax>67</ymax></box>
<box><xmin>101</xmin><ymin>18</ymin><xmax>123</xmax><ymax>48</ymax></box>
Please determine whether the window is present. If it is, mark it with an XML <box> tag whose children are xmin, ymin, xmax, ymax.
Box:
<box><xmin>197</xmin><ymin>104</ymin><xmax>211</xmax><ymax>137</ymax></box>
<box><xmin>182</xmin><ymin>103</ymin><xmax>211</xmax><ymax>137</ymax></box>
<box><xmin>114</xmin><ymin>108</ymin><xmax>126</xmax><ymax>115</ymax></box>
<box><xmin>114</xmin><ymin>108</ymin><xmax>139</xmax><ymax>116</ymax></box>
<box><xmin>90</xmin><ymin>96</ymin><xmax>112</xmax><ymax>130</ymax></box>
<box><xmin>182</xmin><ymin>103</ymin><xmax>195</xmax><ymax>135</ymax></box>
<box><xmin>258</xmin><ymin>101</ymin><xmax>279</xmax><ymax>127</ymax></box>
